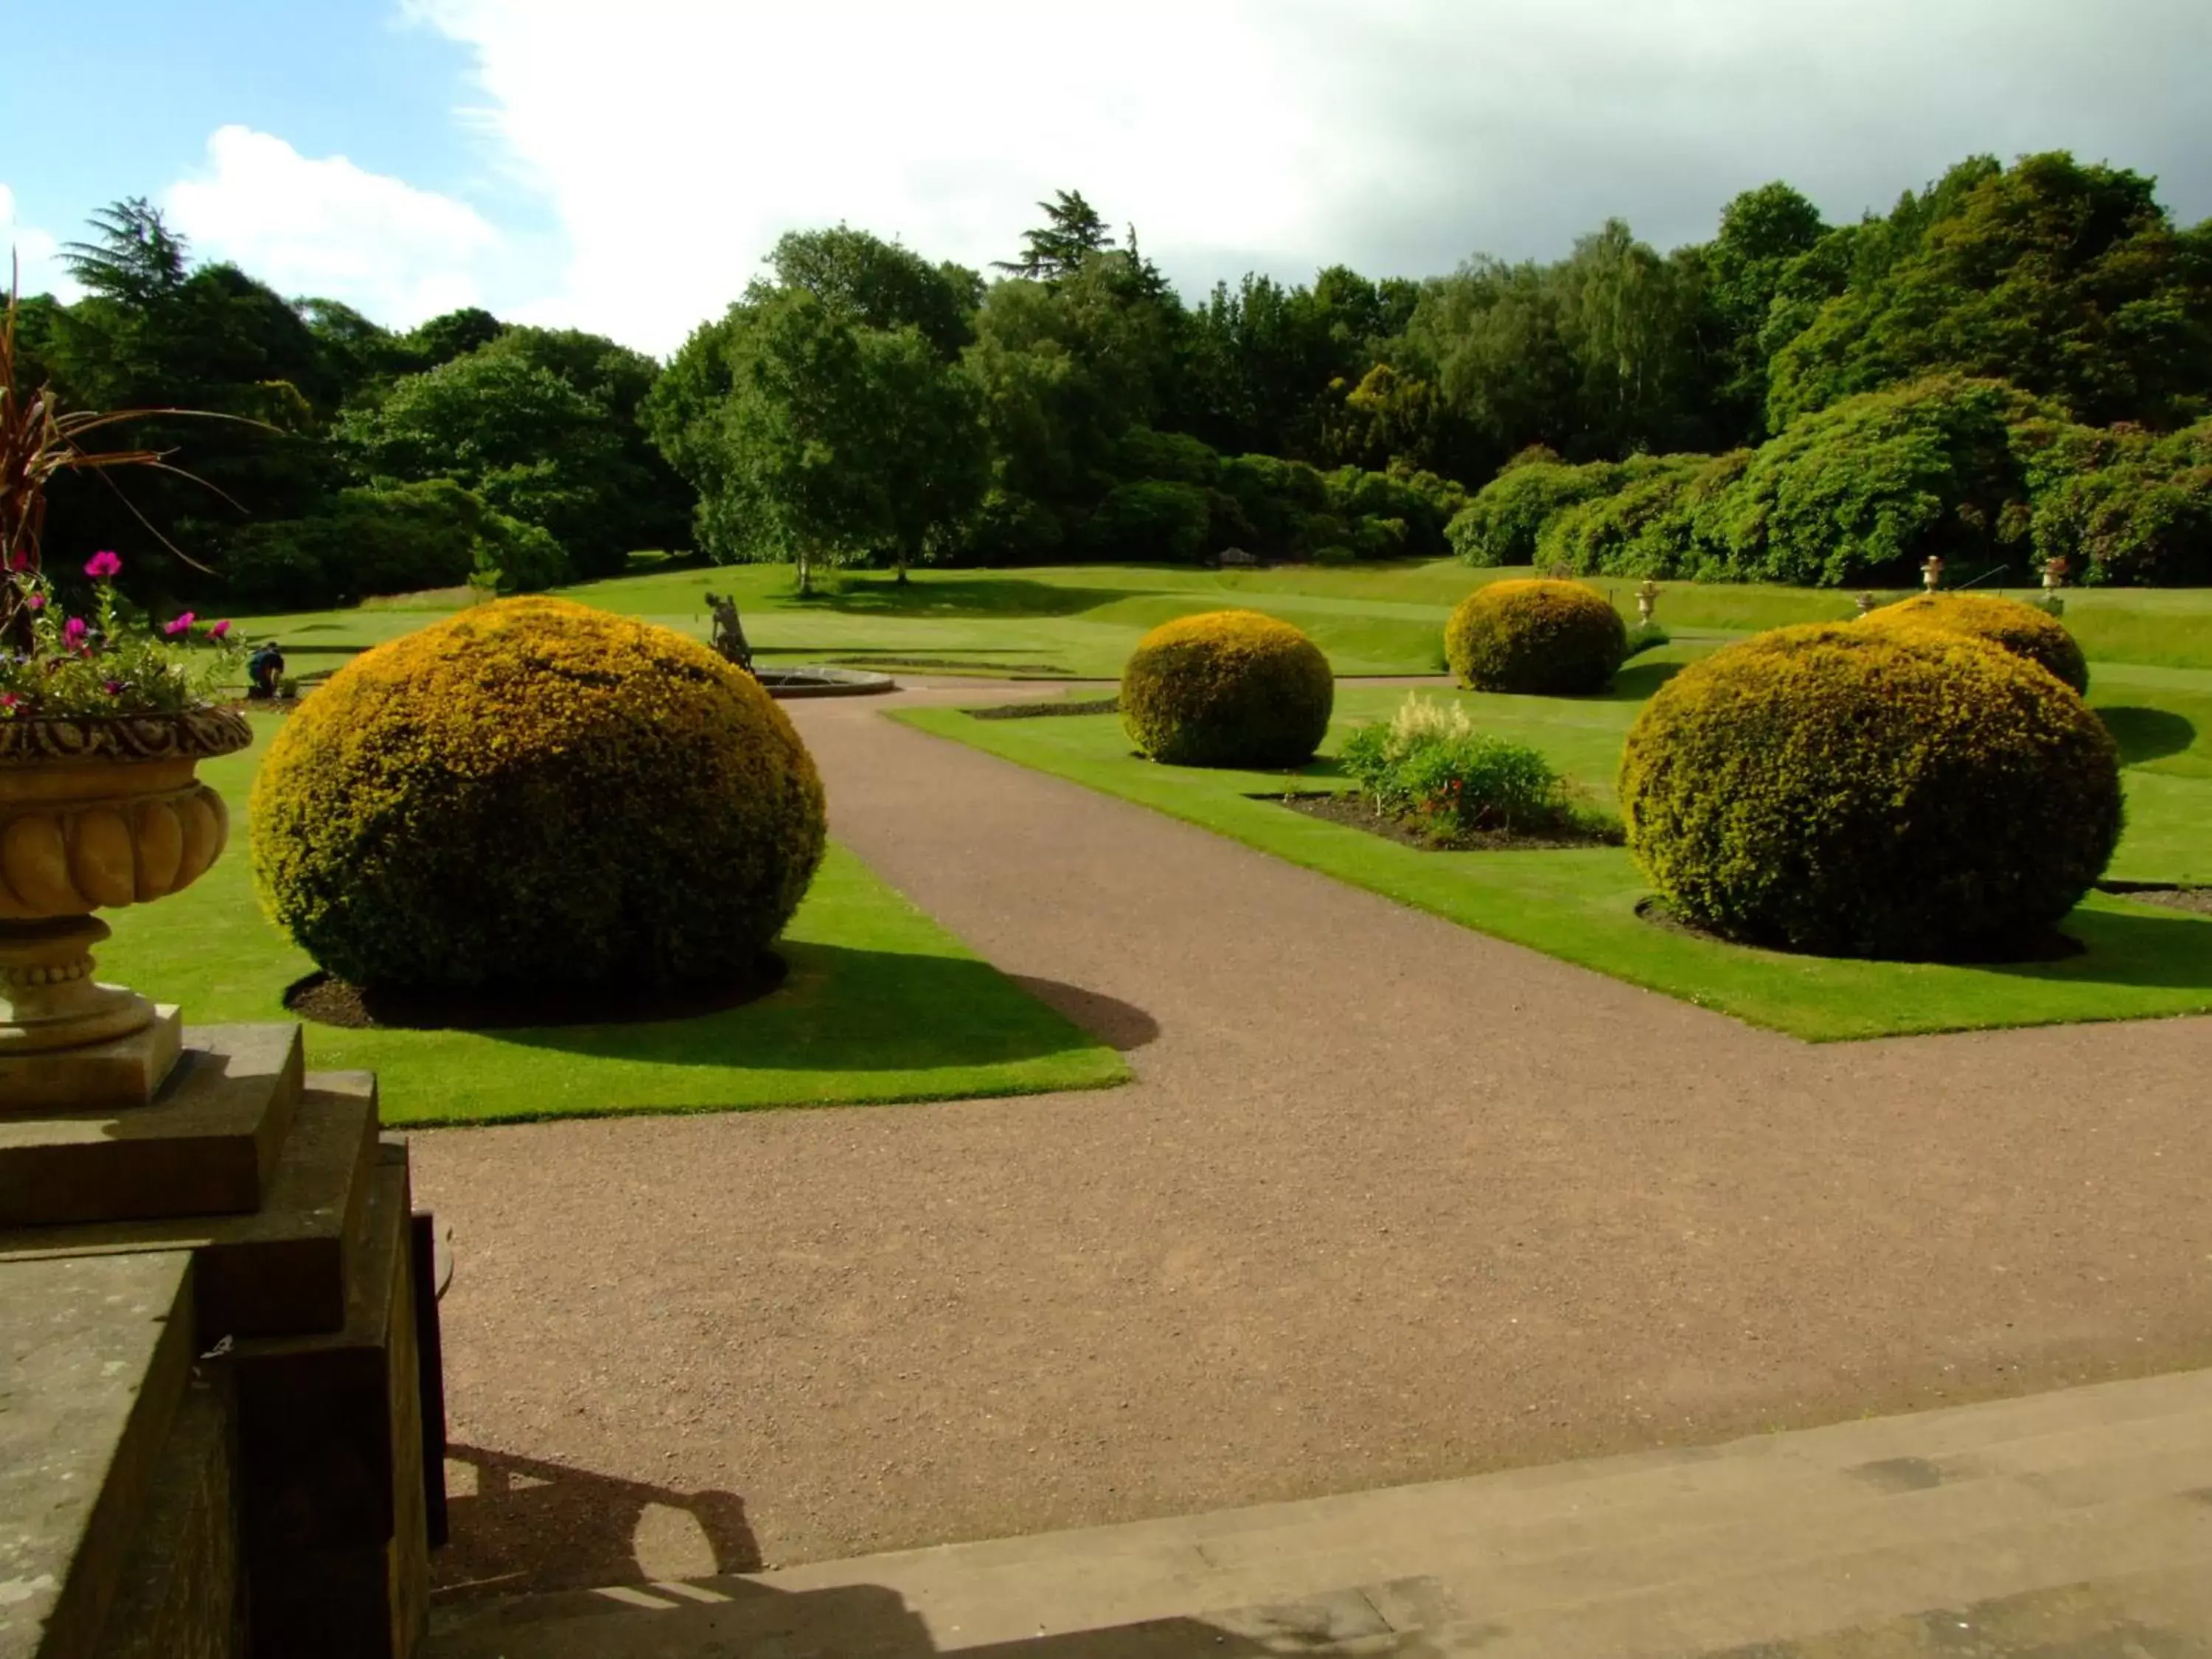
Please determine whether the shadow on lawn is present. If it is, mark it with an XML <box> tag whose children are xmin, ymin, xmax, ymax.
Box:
<box><xmin>481</xmin><ymin>944</ymin><xmax>1113</xmax><ymax>1071</ymax></box>
<box><xmin>802</xmin><ymin>575</ymin><xmax>1145</xmax><ymax>620</ymax></box>
<box><xmin>1992</xmin><ymin>902</ymin><xmax>2212</xmax><ymax>991</ymax></box>
<box><xmin>1602</xmin><ymin>659</ymin><xmax>1686</xmax><ymax>702</ymax></box>
<box><xmin>2100</xmin><ymin>705</ymin><xmax>2198</xmax><ymax>767</ymax></box>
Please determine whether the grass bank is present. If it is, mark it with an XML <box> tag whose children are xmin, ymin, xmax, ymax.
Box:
<box><xmin>102</xmin><ymin>718</ymin><xmax>1127</xmax><ymax>1125</ymax></box>
<box><xmin>897</xmin><ymin>672</ymin><xmax>2212</xmax><ymax>1042</ymax></box>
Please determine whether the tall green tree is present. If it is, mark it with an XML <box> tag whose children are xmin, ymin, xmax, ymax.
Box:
<box><xmin>759</xmin><ymin>226</ymin><xmax>981</xmax><ymax>359</ymax></box>
<box><xmin>1703</xmin><ymin>182</ymin><xmax>1828</xmax><ymax>439</ymax></box>
<box><xmin>994</xmin><ymin>189</ymin><xmax>1116</xmax><ymax>282</ymax></box>
<box><xmin>1767</xmin><ymin>153</ymin><xmax>2212</xmax><ymax>430</ymax></box>
<box><xmin>856</xmin><ymin>325</ymin><xmax>990</xmax><ymax>582</ymax></box>
<box><xmin>338</xmin><ymin>344</ymin><xmax>664</xmax><ymax>579</ymax></box>
<box><xmin>647</xmin><ymin>290</ymin><xmax>984</xmax><ymax>592</ymax></box>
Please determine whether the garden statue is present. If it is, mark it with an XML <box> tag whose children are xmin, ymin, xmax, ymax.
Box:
<box><xmin>1856</xmin><ymin>592</ymin><xmax>1879</xmax><ymax>616</ymax></box>
<box><xmin>1636</xmin><ymin>580</ymin><xmax>1660</xmax><ymax>626</ymax></box>
<box><xmin>704</xmin><ymin>591</ymin><xmax>755</xmax><ymax>674</ymax></box>
<box><xmin>1921</xmin><ymin>554</ymin><xmax>1945</xmax><ymax>592</ymax></box>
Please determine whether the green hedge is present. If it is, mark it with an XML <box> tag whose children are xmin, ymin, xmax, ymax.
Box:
<box><xmin>1620</xmin><ymin>623</ymin><xmax>2121</xmax><ymax>958</ymax></box>
<box><xmin>1121</xmin><ymin>609</ymin><xmax>1334</xmax><ymax>767</ymax></box>
<box><xmin>1444</xmin><ymin>578</ymin><xmax>1628</xmax><ymax>695</ymax></box>
<box><xmin>251</xmin><ymin>597</ymin><xmax>826</xmax><ymax>993</ymax></box>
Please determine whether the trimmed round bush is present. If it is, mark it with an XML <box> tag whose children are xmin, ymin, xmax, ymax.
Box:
<box><xmin>1121</xmin><ymin>610</ymin><xmax>1333</xmax><ymax>768</ymax></box>
<box><xmin>251</xmin><ymin>597</ymin><xmax>827</xmax><ymax>994</ymax></box>
<box><xmin>1445</xmin><ymin>578</ymin><xmax>1629</xmax><ymax>695</ymax></box>
<box><xmin>1619</xmin><ymin>623</ymin><xmax>2121</xmax><ymax>959</ymax></box>
<box><xmin>1859</xmin><ymin>591</ymin><xmax>2090</xmax><ymax>693</ymax></box>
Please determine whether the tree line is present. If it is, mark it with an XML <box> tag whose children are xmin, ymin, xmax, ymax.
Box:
<box><xmin>13</xmin><ymin>152</ymin><xmax>2212</xmax><ymax>611</ymax></box>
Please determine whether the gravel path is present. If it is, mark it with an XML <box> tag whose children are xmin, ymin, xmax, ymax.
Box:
<box><xmin>413</xmin><ymin>684</ymin><xmax>2212</xmax><ymax>1599</ymax></box>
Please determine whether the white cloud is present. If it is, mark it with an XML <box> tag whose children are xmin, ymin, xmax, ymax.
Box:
<box><xmin>0</xmin><ymin>184</ymin><xmax>74</xmax><ymax>302</ymax></box>
<box><xmin>408</xmin><ymin>0</ymin><xmax>2212</xmax><ymax>355</ymax></box>
<box><xmin>164</xmin><ymin>125</ymin><xmax>503</xmax><ymax>328</ymax></box>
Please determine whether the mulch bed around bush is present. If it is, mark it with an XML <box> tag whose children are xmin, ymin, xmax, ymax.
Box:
<box><xmin>1633</xmin><ymin>896</ymin><xmax>2087</xmax><ymax>963</ymax></box>
<box><xmin>285</xmin><ymin>954</ymin><xmax>787</xmax><ymax>1032</ymax></box>
<box><xmin>970</xmin><ymin>696</ymin><xmax>1122</xmax><ymax>721</ymax></box>
<box><xmin>2101</xmin><ymin>883</ymin><xmax>2212</xmax><ymax>917</ymax></box>
<box><xmin>1273</xmin><ymin>791</ymin><xmax>1620</xmax><ymax>852</ymax></box>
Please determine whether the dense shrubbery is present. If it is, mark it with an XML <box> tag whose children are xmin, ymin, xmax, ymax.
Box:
<box><xmin>2020</xmin><ymin>417</ymin><xmax>2212</xmax><ymax>585</ymax></box>
<box><xmin>1120</xmin><ymin>610</ymin><xmax>1334</xmax><ymax>767</ymax></box>
<box><xmin>251</xmin><ymin>597</ymin><xmax>826</xmax><ymax>993</ymax></box>
<box><xmin>1534</xmin><ymin>453</ymin><xmax>1747</xmax><ymax>577</ymax></box>
<box><xmin>1475</xmin><ymin>378</ymin><xmax>2051</xmax><ymax>586</ymax></box>
<box><xmin>1860</xmin><ymin>592</ymin><xmax>2088</xmax><ymax>693</ymax></box>
<box><xmin>1447</xmin><ymin>455</ymin><xmax>1625</xmax><ymax>566</ymax></box>
<box><xmin>1340</xmin><ymin>694</ymin><xmax>1608</xmax><ymax>840</ymax></box>
<box><xmin>1444</xmin><ymin>579</ymin><xmax>1628</xmax><ymax>694</ymax></box>
<box><xmin>1619</xmin><ymin>623</ymin><xmax>2121</xmax><ymax>958</ymax></box>
<box><xmin>224</xmin><ymin>480</ymin><xmax>571</xmax><ymax>609</ymax></box>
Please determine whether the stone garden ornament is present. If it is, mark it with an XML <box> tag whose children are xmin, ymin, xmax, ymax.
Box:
<box><xmin>0</xmin><ymin>276</ymin><xmax>253</xmax><ymax>1097</ymax></box>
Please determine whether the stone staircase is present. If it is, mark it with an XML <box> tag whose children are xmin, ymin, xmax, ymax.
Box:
<box><xmin>426</xmin><ymin>1367</ymin><xmax>2212</xmax><ymax>1658</ymax></box>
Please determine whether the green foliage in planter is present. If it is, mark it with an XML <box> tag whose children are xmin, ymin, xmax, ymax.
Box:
<box><xmin>1619</xmin><ymin>622</ymin><xmax>2121</xmax><ymax>959</ymax></box>
<box><xmin>251</xmin><ymin>596</ymin><xmax>826</xmax><ymax>993</ymax></box>
<box><xmin>1444</xmin><ymin>577</ymin><xmax>1628</xmax><ymax>695</ymax></box>
<box><xmin>1120</xmin><ymin>609</ymin><xmax>1333</xmax><ymax>768</ymax></box>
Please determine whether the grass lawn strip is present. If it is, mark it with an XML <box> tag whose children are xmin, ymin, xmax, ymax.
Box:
<box><xmin>896</xmin><ymin>679</ymin><xmax>2212</xmax><ymax>1042</ymax></box>
<box><xmin>100</xmin><ymin>717</ymin><xmax>1127</xmax><ymax>1126</ymax></box>
<box><xmin>234</xmin><ymin>558</ymin><xmax>2212</xmax><ymax>684</ymax></box>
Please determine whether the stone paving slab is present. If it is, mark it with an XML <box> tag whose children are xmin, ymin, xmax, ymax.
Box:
<box><xmin>426</xmin><ymin>1368</ymin><xmax>2212</xmax><ymax>1658</ymax></box>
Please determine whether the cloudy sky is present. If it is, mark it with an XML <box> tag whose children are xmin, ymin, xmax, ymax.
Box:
<box><xmin>7</xmin><ymin>0</ymin><xmax>2211</xmax><ymax>355</ymax></box>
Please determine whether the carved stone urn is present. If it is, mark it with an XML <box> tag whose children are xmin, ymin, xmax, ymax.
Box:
<box><xmin>0</xmin><ymin>707</ymin><xmax>252</xmax><ymax>1070</ymax></box>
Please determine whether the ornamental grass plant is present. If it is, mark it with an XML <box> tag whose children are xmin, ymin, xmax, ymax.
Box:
<box><xmin>1341</xmin><ymin>692</ymin><xmax>1615</xmax><ymax>841</ymax></box>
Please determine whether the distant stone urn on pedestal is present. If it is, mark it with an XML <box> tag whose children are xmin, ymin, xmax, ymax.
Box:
<box><xmin>0</xmin><ymin>708</ymin><xmax>250</xmax><ymax>1087</ymax></box>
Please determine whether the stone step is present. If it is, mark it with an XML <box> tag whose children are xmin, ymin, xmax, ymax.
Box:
<box><xmin>1</xmin><ymin>1073</ymin><xmax>382</xmax><ymax>1343</ymax></box>
<box><xmin>424</xmin><ymin>1368</ymin><xmax>2212</xmax><ymax>1659</ymax></box>
<box><xmin>0</xmin><ymin>1251</ymin><xmax>196</xmax><ymax>1659</ymax></box>
<box><xmin>0</xmin><ymin>1026</ymin><xmax>303</xmax><ymax>1228</ymax></box>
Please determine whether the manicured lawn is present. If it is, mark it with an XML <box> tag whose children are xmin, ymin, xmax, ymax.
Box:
<box><xmin>229</xmin><ymin>558</ymin><xmax>2212</xmax><ymax>684</ymax></box>
<box><xmin>897</xmin><ymin>666</ymin><xmax>2212</xmax><ymax>1042</ymax></box>
<box><xmin>100</xmin><ymin>719</ymin><xmax>1127</xmax><ymax>1125</ymax></box>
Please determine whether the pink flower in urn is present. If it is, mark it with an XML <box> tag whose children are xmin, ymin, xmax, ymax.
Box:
<box><xmin>83</xmin><ymin>551</ymin><xmax>122</xmax><ymax>580</ymax></box>
<box><xmin>164</xmin><ymin>611</ymin><xmax>197</xmax><ymax>637</ymax></box>
<box><xmin>24</xmin><ymin>592</ymin><xmax>44</xmax><ymax>611</ymax></box>
<box><xmin>104</xmin><ymin>680</ymin><xmax>123</xmax><ymax>697</ymax></box>
<box><xmin>0</xmin><ymin>693</ymin><xmax>17</xmax><ymax>711</ymax></box>
<box><xmin>209</xmin><ymin>619</ymin><xmax>232</xmax><ymax>640</ymax></box>
<box><xmin>63</xmin><ymin>616</ymin><xmax>87</xmax><ymax>649</ymax></box>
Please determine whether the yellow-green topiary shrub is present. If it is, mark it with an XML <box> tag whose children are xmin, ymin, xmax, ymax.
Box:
<box><xmin>1619</xmin><ymin>623</ymin><xmax>2121</xmax><ymax>959</ymax></box>
<box><xmin>1121</xmin><ymin>610</ymin><xmax>1334</xmax><ymax>768</ymax></box>
<box><xmin>1445</xmin><ymin>578</ymin><xmax>1628</xmax><ymax>695</ymax></box>
<box><xmin>1860</xmin><ymin>591</ymin><xmax>2089</xmax><ymax>693</ymax></box>
<box><xmin>251</xmin><ymin>597</ymin><xmax>827</xmax><ymax>994</ymax></box>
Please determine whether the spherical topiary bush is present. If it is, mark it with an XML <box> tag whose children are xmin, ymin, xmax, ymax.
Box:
<box><xmin>1860</xmin><ymin>592</ymin><xmax>2090</xmax><ymax>694</ymax></box>
<box><xmin>1445</xmin><ymin>578</ymin><xmax>1629</xmax><ymax>695</ymax></box>
<box><xmin>1121</xmin><ymin>610</ymin><xmax>1333</xmax><ymax>768</ymax></box>
<box><xmin>251</xmin><ymin>597</ymin><xmax>827</xmax><ymax>995</ymax></box>
<box><xmin>1619</xmin><ymin>623</ymin><xmax>2121</xmax><ymax>959</ymax></box>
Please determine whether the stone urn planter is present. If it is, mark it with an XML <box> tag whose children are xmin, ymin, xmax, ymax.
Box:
<box><xmin>0</xmin><ymin>706</ymin><xmax>251</xmax><ymax>1060</ymax></box>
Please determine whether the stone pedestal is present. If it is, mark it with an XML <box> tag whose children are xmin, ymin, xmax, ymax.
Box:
<box><xmin>0</xmin><ymin>1026</ymin><xmax>441</xmax><ymax>1659</ymax></box>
